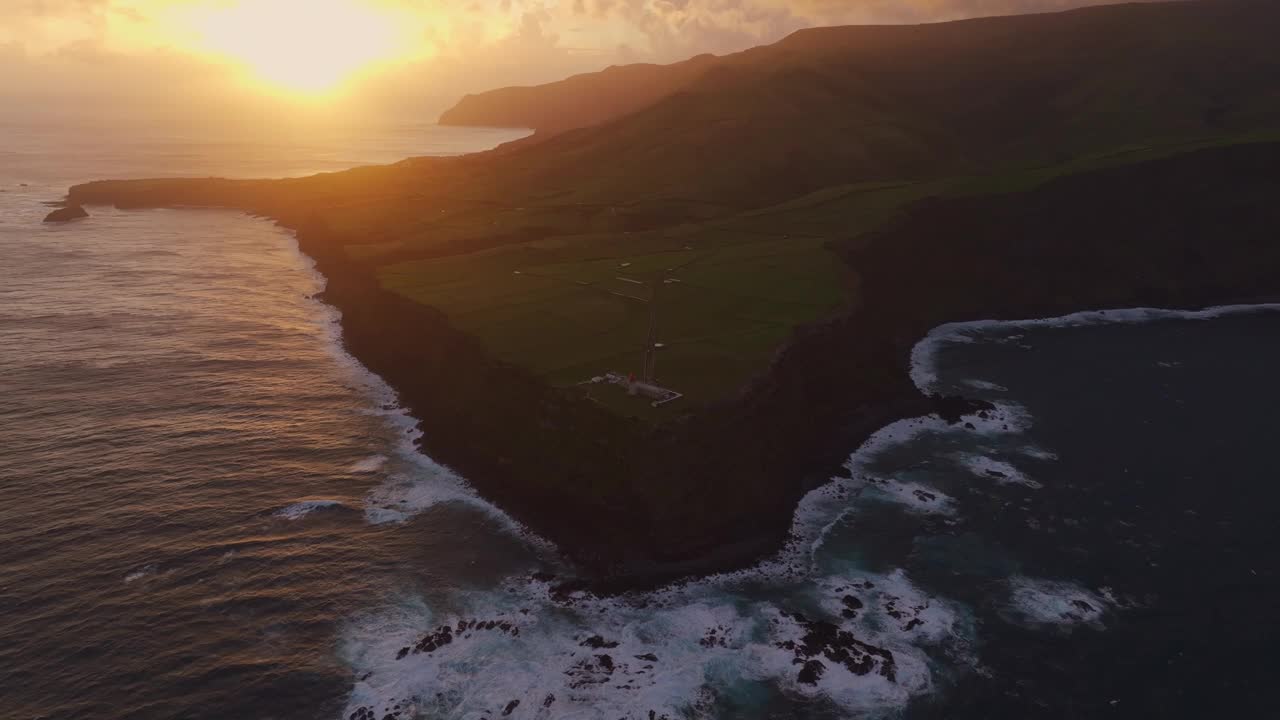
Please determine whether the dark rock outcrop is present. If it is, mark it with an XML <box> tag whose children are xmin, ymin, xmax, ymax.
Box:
<box><xmin>930</xmin><ymin>394</ymin><xmax>997</xmax><ymax>424</ymax></box>
<box><xmin>777</xmin><ymin>611</ymin><xmax>897</xmax><ymax>684</ymax></box>
<box><xmin>43</xmin><ymin>205</ymin><xmax>88</xmax><ymax>223</ymax></box>
<box><xmin>579</xmin><ymin>635</ymin><xmax>619</xmax><ymax>649</ymax></box>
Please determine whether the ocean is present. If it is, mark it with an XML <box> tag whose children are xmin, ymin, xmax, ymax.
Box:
<box><xmin>1</xmin><ymin>118</ymin><xmax>1275</xmax><ymax>719</ymax></box>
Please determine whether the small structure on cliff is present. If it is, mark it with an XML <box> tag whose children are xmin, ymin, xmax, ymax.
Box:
<box><xmin>586</xmin><ymin>372</ymin><xmax>683</xmax><ymax>408</ymax></box>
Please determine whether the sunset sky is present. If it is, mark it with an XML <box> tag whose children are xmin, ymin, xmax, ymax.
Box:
<box><xmin>2</xmin><ymin>0</ymin><xmax>1132</xmax><ymax>123</ymax></box>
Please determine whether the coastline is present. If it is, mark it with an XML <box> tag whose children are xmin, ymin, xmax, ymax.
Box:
<box><xmin>297</xmin><ymin>206</ymin><xmax>1280</xmax><ymax>599</ymax></box>
<box><xmin>285</xmin><ymin>214</ymin><xmax>934</xmax><ymax>589</ymax></box>
<box><xmin>63</xmin><ymin>140</ymin><xmax>1280</xmax><ymax>591</ymax></box>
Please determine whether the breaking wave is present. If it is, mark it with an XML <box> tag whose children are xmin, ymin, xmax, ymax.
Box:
<box><xmin>274</xmin><ymin>499</ymin><xmax>351</xmax><ymax>520</ymax></box>
<box><xmin>910</xmin><ymin>304</ymin><xmax>1280</xmax><ymax>393</ymax></box>
<box><xmin>285</xmin><ymin>235</ymin><xmax>556</xmax><ymax>553</ymax></box>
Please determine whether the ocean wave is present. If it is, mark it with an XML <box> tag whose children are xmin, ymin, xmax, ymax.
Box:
<box><xmin>335</xmin><ymin>392</ymin><xmax>1001</xmax><ymax>719</ymax></box>
<box><xmin>282</xmin><ymin>232</ymin><xmax>557</xmax><ymax>554</ymax></box>
<box><xmin>339</xmin><ymin>562</ymin><xmax>975</xmax><ymax>720</ymax></box>
<box><xmin>962</xmin><ymin>378</ymin><xmax>1007</xmax><ymax>392</ymax></box>
<box><xmin>348</xmin><ymin>455</ymin><xmax>388</xmax><ymax>474</ymax></box>
<box><xmin>123</xmin><ymin>564</ymin><xmax>158</xmax><ymax>584</ymax></box>
<box><xmin>952</xmin><ymin>453</ymin><xmax>1042</xmax><ymax>490</ymax></box>
<box><xmin>1002</xmin><ymin>576</ymin><xmax>1110</xmax><ymax>629</ymax></box>
<box><xmin>910</xmin><ymin>303</ymin><xmax>1280</xmax><ymax>394</ymax></box>
<box><xmin>273</xmin><ymin>499</ymin><xmax>350</xmax><ymax>520</ymax></box>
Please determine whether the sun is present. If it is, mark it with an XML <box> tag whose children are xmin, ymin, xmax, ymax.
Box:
<box><xmin>182</xmin><ymin>0</ymin><xmax>412</xmax><ymax>94</ymax></box>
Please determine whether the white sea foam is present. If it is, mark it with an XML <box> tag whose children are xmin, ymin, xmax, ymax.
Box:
<box><xmin>333</xmin><ymin>398</ymin><xmax>980</xmax><ymax>716</ymax></box>
<box><xmin>756</xmin><ymin>604</ymin><xmax>933</xmax><ymax>713</ymax></box>
<box><xmin>282</xmin><ymin>233</ymin><xmax>556</xmax><ymax>554</ymax></box>
<box><xmin>274</xmin><ymin>499</ymin><xmax>347</xmax><ymax>520</ymax></box>
<box><xmin>123</xmin><ymin>564</ymin><xmax>157</xmax><ymax>584</ymax></box>
<box><xmin>336</xmin><ymin>397</ymin><xmax>989</xmax><ymax>719</ymax></box>
<box><xmin>813</xmin><ymin>570</ymin><xmax>971</xmax><ymax>647</ymax></box>
<box><xmin>341</xmin><ymin>586</ymin><xmax>754</xmax><ymax>719</ymax></box>
<box><xmin>952</xmin><ymin>453</ymin><xmax>1043</xmax><ymax>489</ymax></box>
<box><xmin>340</xmin><ymin>563</ymin><xmax>974</xmax><ymax>720</ymax></box>
<box><xmin>332</xmin><ymin>400</ymin><xmax>979</xmax><ymax>716</ymax></box>
<box><xmin>1018</xmin><ymin>445</ymin><xmax>1059</xmax><ymax>461</ymax></box>
<box><xmin>1003</xmin><ymin>576</ymin><xmax>1110</xmax><ymax>628</ymax></box>
<box><xmin>910</xmin><ymin>304</ymin><xmax>1280</xmax><ymax>394</ymax></box>
<box><xmin>867</xmin><ymin>477</ymin><xmax>957</xmax><ymax>515</ymax></box>
<box><xmin>349</xmin><ymin>454</ymin><xmax>388</xmax><ymax>473</ymax></box>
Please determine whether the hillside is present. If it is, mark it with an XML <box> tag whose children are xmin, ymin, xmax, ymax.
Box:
<box><xmin>438</xmin><ymin>54</ymin><xmax>720</xmax><ymax>136</ymax></box>
<box><xmin>442</xmin><ymin>1</ymin><xmax>1280</xmax><ymax>187</ymax></box>
<box><xmin>449</xmin><ymin>0</ymin><xmax>1280</xmax><ymax>208</ymax></box>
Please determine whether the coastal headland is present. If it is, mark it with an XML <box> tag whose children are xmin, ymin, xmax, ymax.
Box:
<box><xmin>64</xmin><ymin>0</ymin><xmax>1280</xmax><ymax>588</ymax></box>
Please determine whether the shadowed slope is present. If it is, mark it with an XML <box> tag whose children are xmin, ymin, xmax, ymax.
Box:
<box><xmin>472</xmin><ymin>0</ymin><xmax>1280</xmax><ymax>206</ymax></box>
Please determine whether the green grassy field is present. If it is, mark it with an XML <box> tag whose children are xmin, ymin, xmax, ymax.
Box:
<box><xmin>380</xmin><ymin>221</ymin><xmax>849</xmax><ymax>410</ymax></box>
<box><xmin>372</xmin><ymin>131</ymin><xmax>1279</xmax><ymax>418</ymax></box>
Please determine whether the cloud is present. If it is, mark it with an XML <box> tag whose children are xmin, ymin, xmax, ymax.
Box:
<box><xmin>569</xmin><ymin>0</ymin><xmax>1153</xmax><ymax>61</ymax></box>
<box><xmin>1</xmin><ymin>0</ymin><xmax>1146</xmax><ymax>119</ymax></box>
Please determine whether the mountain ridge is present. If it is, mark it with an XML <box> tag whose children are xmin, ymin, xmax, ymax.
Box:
<box><xmin>438</xmin><ymin>53</ymin><xmax>721</xmax><ymax>136</ymax></box>
<box><xmin>436</xmin><ymin>0</ymin><xmax>1280</xmax><ymax>209</ymax></box>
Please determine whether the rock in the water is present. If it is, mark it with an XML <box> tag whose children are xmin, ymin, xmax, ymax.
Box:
<box><xmin>580</xmin><ymin>635</ymin><xmax>619</xmax><ymax>649</ymax></box>
<box><xmin>840</xmin><ymin>595</ymin><xmax>864</xmax><ymax>619</ymax></box>
<box><xmin>797</xmin><ymin>659</ymin><xmax>827</xmax><ymax>685</ymax></box>
<box><xmin>929</xmin><ymin>394</ymin><xmax>995</xmax><ymax>424</ymax></box>
<box><xmin>777</xmin><ymin>611</ymin><xmax>897</xmax><ymax>683</ymax></box>
<box><xmin>44</xmin><ymin>205</ymin><xmax>89</xmax><ymax>223</ymax></box>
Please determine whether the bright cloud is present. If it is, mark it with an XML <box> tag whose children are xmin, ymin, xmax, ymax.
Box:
<box><xmin>0</xmin><ymin>0</ymin><xmax>1140</xmax><ymax>117</ymax></box>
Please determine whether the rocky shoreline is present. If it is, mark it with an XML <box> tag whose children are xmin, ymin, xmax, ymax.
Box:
<box><xmin>65</xmin><ymin>140</ymin><xmax>1280</xmax><ymax>592</ymax></box>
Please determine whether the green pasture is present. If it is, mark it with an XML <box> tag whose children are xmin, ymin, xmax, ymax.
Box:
<box><xmin>374</xmin><ymin>132</ymin><xmax>1278</xmax><ymax>418</ymax></box>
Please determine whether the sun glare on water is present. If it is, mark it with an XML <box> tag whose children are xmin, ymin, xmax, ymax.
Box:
<box><xmin>183</xmin><ymin>0</ymin><xmax>412</xmax><ymax>94</ymax></box>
